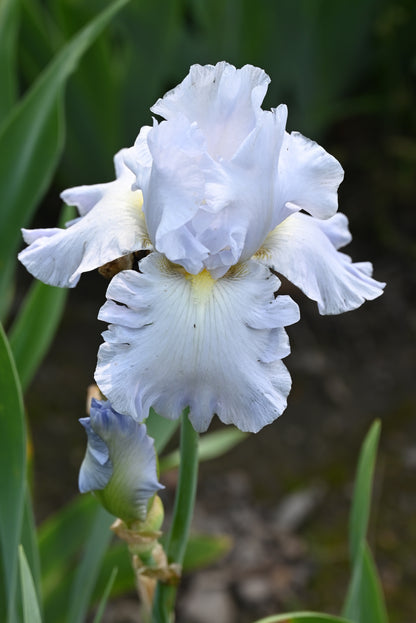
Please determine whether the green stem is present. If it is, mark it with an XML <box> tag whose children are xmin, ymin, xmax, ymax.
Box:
<box><xmin>152</xmin><ymin>410</ymin><xmax>199</xmax><ymax>622</ymax></box>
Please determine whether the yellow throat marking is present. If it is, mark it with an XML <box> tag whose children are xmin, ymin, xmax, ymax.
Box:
<box><xmin>186</xmin><ymin>269</ymin><xmax>216</xmax><ymax>304</ymax></box>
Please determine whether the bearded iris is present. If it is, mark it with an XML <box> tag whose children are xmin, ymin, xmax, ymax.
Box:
<box><xmin>18</xmin><ymin>62</ymin><xmax>384</xmax><ymax>433</ymax></box>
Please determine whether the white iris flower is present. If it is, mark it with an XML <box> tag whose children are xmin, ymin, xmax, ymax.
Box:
<box><xmin>19</xmin><ymin>62</ymin><xmax>384</xmax><ymax>433</ymax></box>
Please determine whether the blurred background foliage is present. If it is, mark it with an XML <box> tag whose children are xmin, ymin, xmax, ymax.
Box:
<box><xmin>12</xmin><ymin>0</ymin><xmax>416</xmax><ymax>184</ymax></box>
<box><xmin>1</xmin><ymin>0</ymin><xmax>416</xmax><ymax>621</ymax></box>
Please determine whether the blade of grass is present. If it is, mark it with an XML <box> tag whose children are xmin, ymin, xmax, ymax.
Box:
<box><xmin>9</xmin><ymin>280</ymin><xmax>67</xmax><ymax>390</ymax></box>
<box><xmin>90</xmin><ymin>543</ymin><xmax>132</xmax><ymax>604</ymax></box>
<box><xmin>0</xmin><ymin>0</ymin><xmax>19</xmax><ymax>118</ymax></box>
<box><xmin>66</xmin><ymin>506</ymin><xmax>114</xmax><ymax>623</ymax></box>
<box><xmin>91</xmin><ymin>567</ymin><xmax>118</xmax><ymax>623</ymax></box>
<box><xmin>18</xmin><ymin>546</ymin><xmax>42</xmax><ymax>623</ymax></box>
<box><xmin>342</xmin><ymin>541</ymin><xmax>388</xmax><ymax>623</ymax></box>
<box><xmin>20</xmin><ymin>490</ymin><xmax>42</xmax><ymax>611</ymax></box>
<box><xmin>0</xmin><ymin>323</ymin><xmax>26</xmax><ymax>623</ymax></box>
<box><xmin>348</xmin><ymin>420</ymin><xmax>381</xmax><ymax>564</ymax></box>
<box><xmin>252</xmin><ymin>613</ymin><xmax>353</xmax><ymax>623</ymax></box>
<box><xmin>38</xmin><ymin>494</ymin><xmax>100</xmax><ymax>621</ymax></box>
<box><xmin>342</xmin><ymin>420</ymin><xmax>388</xmax><ymax>622</ymax></box>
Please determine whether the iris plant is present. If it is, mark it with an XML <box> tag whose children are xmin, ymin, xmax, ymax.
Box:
<box><xmin>18</xmin><ymin>61</ymin><xmax>386</xmax><ymax>622</ymax></box>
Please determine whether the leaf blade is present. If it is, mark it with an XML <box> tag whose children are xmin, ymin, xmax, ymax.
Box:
<box><xmin>91</xmin><ymin>567</ymin><xmax>118</xmax><ymax>623</ymax></box>
<box><xmin>0</xmin><ymin>323</ymin><xmax>26</xmax><ymax>622</ymax></box>
<box><xmin>0</xmin><ymin>0</ymin><xmax>19</xmax><ymax>118</ymax></box>
<box><xmin>18</xmin><ymin>546</ymin><xmax>43</xmax><ymax>623</ymax></box>
<box><xmin>342</xmin><ymin>541</ymin><xmax>388</xmax><ymax>623</ymax></box>
<box><xmin>251</xmin><ymin>612</ymin><xmax>354</xmax><ymax>623</ymax></box>
<box><xmin>9</xmin><ymin>280</ymin><xmax>68</xmax><ymax>390</ymax></box>
<box><xmin>66</xmin><ymin>506</ymin><xmax>114</xmax><ymax>623</ymax></box>
<box><xmin>349</xmin><ymin>420</ymin><xmax>381</xmax><ymax>564</ymax></box>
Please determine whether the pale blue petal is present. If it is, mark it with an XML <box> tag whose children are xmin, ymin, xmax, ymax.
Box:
<box><xmin>78</xmin><ymin>417</ymin><xmax>112</xmax><ymax>493</ymax></box>
<box><xmin>257</xmin><ymin>212</ymin><xmax>385</xmax><ymax>315</ymax></box>
<box><xmin>95</xmin><ymin>254</ymin><xmax>300</xmax><ymax>433</ymax></box>
<box><xmin>128</xmin><ymin>103</ymin><xmax>288</xmax><ymax>276</ymax></box>
<box><xmin>151</xmin><ymin>62</ymin><xmax>270</xmax><ymax>159</ymax></box>
<box><xmin>276</xmin><ymin>131</ymin><xmax>344</xmax><ymax>220</ymax></box>
<box><xmin>18</xmin><ymin>152</ymin><xmax>149</xmax><ymax>287</ymax></box>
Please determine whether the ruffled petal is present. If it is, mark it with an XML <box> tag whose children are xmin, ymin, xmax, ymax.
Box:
<box><xmin>95</xmin><ymin>253</ymin><xmax>300</xmax><ymax>433</ymax></box>
<box><xmin>127</xmin><ymin>104</ymin><xmax>288</xmax><ymax>277</ymax></box>
<box><xmin>124</xmin><ymin>125</ymin><xmax>153</xmax><ymax>197</ymax></box>
<box><xmin>60</xmin><ymin>150</ymin><xmax>133</xmax><ymax>217</ymax></box>
<box><xmin>209</xmin><ymin>104</ymin><xmax>288</xmax><ymax>266</ymax></box>
<box><xmin>256</xmin><ymin>212</ymin><xmax>385</xmax><ymax>315</ymax></box>
<box><xmin>18</xmin><ymin>152</ymin><xmax>150</xmax><ymax>287</ymax></box>
<box><xmin>78</xmin><ymin>417</ymin><xmax>112</xmax><ymax>493</ymax></box>
<box><xmin>79</xmin><ymin>399</ymin><xmax>163</xmax><ymax>523</ymax></box>
<box><xmin>140</xmin><ymin>115</ymin><xmax>210</xmax><ymax>273</ymax></box>
<box><xmin>151</xmin><ymin>62</ymin><xmax>270</xmax><ymax>159</ymax></box>
<box><xmin>276</xmin><ymin>131</ymin><xmax>344</xmax><ymax>220</ymax></box>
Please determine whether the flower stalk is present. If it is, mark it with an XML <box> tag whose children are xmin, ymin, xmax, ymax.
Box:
<box><xmin>152</xmin><ymin>409</ymin><xmax>199</xmax><ymax>622</ymax></box>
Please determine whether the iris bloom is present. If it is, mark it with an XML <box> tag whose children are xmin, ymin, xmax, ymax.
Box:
<box><xmin>79</xmin><ymin>399</ymin><xmax>163</xmax><ymax>523</ymax></box>
<box><xmin>19</xmin><ymin>62</ymin><xmax>384</xmax><ymax>433</ymax></box>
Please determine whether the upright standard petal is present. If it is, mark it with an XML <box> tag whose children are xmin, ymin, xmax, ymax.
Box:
<box><xmin>79</xmin><ymin>399</ymin><xmax>163</xmax><ymax>523</ymax></box>
<box><xmin>95</xmin><ymin>253</ymin><xmax>300</xmax><ymax>433</ymax></box>
<box><xmin>126</xmin><ymin>63</ymin><xmax>289</xmax><ymax>277</ymax></box>
<box><xmin>151</xmin><ymin>62</ymin><xmax>270</xmax><ymax>159</ymax></box>
<box><xmin>18</xmin><ymin>150</ymin><xmax>151</xmax><ymax>287</ymax></box>
<box><xmin>256</xmin><ymin>212</ymin><xmax>385</xmax><ymax>315</ymax></box>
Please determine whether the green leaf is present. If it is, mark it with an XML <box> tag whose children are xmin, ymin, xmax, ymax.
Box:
<box><xmin>40</xmin><ymin>497</ymin><xmax>114</xmax><ymax>623</ymax></box>
<box><xmin>91</xmin><ymin>542</ymin><xmax>133</xmax><ymax>604</ymax></box>
<box><xmin>20</xmin><ymin>490</ymin><xmax>42</xmax><ymax>611</ymax></box>
<box><xmin>92</xmin><ymin>567</ymin><xmax>118</xmax><ymax>623</ymax></box>
<box><xmin>67</xmin><ymin>506</ymin><xmax>114</xmax><ymax>623</ymax></box>
<box><xmin>9</xmin><ymin>281</ymin><xmax>68</xmax><ymax>390</ymax></box>
<box><xmin>0</xmin><ymin>0</ymin><xmax>19</xmax><ymax>119</ymax></box>
<box><xmin>0</xmin><ymin>0</ymin><xmax>131</xmax><ymax>298</ymax></box>
<box><xmin>349</xmin><ymin>420</ymin><xmax>381</xmax><ymax>564</ymax></box>
<box><xmin>18</xmin><ymin>0</ymin><xmax>57</xmax><ymax>87</ymax></box>
<box><xmin>342</xmin><ymin>421</ymin><xmax>388</xmax><ymax>622</ymax></box>
<box><xmin>183</xmin><ymin>533</ymin><xmax>232</xmax><ymax>572</ymax></box>
<box><xmin>342</xmin><ymin>541</ymin><xmax>388</xmax><ymax>623</ymax></box>
<box><xmin>18</xmin><ymin>546</ymin><xmax>42</xmax><ymax>623</ymax></box>
<box><xmin>159</xmin><ymin>427</ymin><xmax>247</xmax><ymax>472</ymax></box>
<box><xmin>0</xmin><ymin>323</ymin><xmax>26</xmax><ymax>623</ymax></box>
<box><xmin>38</xmin><ymin>494</ymin><xmax>101</xmax><ymax>621</ymax></box>
<box><xmin>251</xmin><ymin>613</ymin><xmax>353</xmax><ymax>623</ymax></box>
<box><xmin>0</xmin><ymin>255</ymin><xmax>16</xmax><ymax>323</ymax></box>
